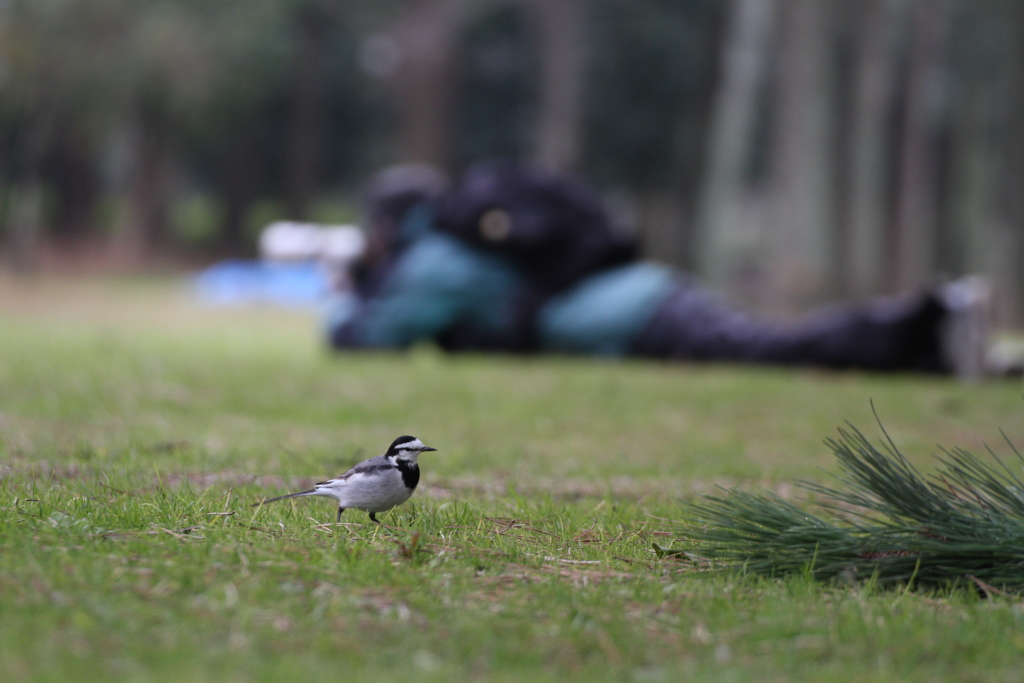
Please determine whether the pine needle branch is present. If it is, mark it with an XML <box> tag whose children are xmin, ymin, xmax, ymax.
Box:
<box><xmin>678</xmin><ymin>419</ymin><xmax>1024</xmax><ymax>592</ymax></box>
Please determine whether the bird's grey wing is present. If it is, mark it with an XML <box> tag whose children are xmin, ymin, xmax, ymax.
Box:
<box><xmin>316</xmin><ymin>455</ymin><xmax>394</xmax><ymax>486</ymax></box>
<box><xmin>310</xmin><ymin>455</ymin><xmax>408</xmax><ymax>511</ymax></box>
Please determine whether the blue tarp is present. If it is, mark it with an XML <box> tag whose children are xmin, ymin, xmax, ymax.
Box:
<box><xmin>194</xmin><ymin>260</ymin><xmax>328</xmax><ymax>307</ymax></box>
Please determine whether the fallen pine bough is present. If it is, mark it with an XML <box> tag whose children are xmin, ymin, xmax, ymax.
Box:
<box><xmin>674</xmin><ymin>411</ymin><xmax>1024</xmax><ymax>593</ymax></box>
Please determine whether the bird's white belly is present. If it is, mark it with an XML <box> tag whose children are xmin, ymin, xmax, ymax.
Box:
<box><xmin>334</xmin><ymin>469</ymin><xmax>414</xmax><ymax>512</ymax></box>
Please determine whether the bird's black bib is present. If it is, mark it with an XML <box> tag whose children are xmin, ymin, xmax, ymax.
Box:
<box><xmin>395</xmin><ymin>459</ymin><xmax>420</xmax><ymax>490</ymax></box>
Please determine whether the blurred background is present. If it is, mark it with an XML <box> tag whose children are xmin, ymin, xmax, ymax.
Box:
<box><xmin>1</xmin><ymin>0</ymin><xmax>1022</xmax><ymax>325</ymax></box>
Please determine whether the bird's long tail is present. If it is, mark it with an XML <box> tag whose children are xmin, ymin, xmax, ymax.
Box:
<box><xmin>252</xmin><ymin>488</ymin><xmax>318</xmax><ymax>507</ymax></box>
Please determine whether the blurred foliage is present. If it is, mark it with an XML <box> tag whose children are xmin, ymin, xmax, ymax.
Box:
<box><xmin>457</xmin><ymin>5</ymin><xmax>536</xmax><ymax>168</ymax></box>
<box><xmin>170</xmin><ymin>193</ymin><xmax>225</xmax><ymax>247</ymax></box>
<box><xmin>1</xmin><ymin>0</ymin><xmax>1023</xmax><ymax>306</ymax></box>
<box><xmin>585</xmin><ymin>0</ymin><xmax>723</xmax><ymax>188</ymax></box>
<box><xmin>0</xmin><ymin>0</ymin><xmax>385</xmax><ymax>251</ymax></box>
<box><xmin>0</xmin><ymin>0</ymin><xmax>728</xmax><ymax>254</ymax></box>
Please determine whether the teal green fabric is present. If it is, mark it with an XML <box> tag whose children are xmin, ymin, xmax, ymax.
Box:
<box><xmin>353</xmin><ymin>233</ymin><xmax>523</xmax><ymax>348</ymax></box>
<box><xmin>537</xmin><ymin>263</ymin><xmax>676</xmax><ymax>355</ymax></box>
<box><xmin>335</xmin><ymin>233</ymin><xmax>674</xmax><ymax>354</ymax></box>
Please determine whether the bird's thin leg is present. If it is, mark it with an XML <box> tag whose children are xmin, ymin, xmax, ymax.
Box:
<box><xmin>369</xmin><ymin>512</ymin><xmax>380</xmax><ymax>524</ymax></box>
<box><xmin>336</xmin><ymin>507</ymin><xmax>345</xmax><ymax>524</ymax></box>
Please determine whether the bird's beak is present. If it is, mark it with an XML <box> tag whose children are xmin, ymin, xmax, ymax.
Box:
<box><xmin>421</xmin><ymin>446</ymin><xmax>437</xmax><ymax>452</ymax></box>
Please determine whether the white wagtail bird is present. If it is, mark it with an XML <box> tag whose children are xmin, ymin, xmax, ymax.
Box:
<box><xmin>254</xmin><ymin>435</ymin><xmax>436</xmax><ymax>524</ymax></box>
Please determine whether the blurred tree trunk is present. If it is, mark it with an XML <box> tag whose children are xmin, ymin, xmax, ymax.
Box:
<box><xmin>221</xmin><ymin>128</ymin><xmax>259</xmax><ymax>253</ymax></box>
<box><xmin>392</xmin><ymin>0</ymin><xmax>464</xmax><ymax>172</ymax></box>
<box><xmin>0</xmin><ymin>157</ymin><xmax>5</xmax><ymax>260</ymax></box>
<box><xmin>115</xmin><ymin>115</ymin><xmax>174</xmax><ymax>265</ymax></box>
<box><xmin>945</xmin><ymin>7</ymin><xmax>998</xmax><ymax>308</ymax></box>
<box><xmin>4</xmin><ymin>114</ymin><xmax>54</xmax><ymax>273</ymax></box>
<box><xmin>637</xmin><ymin>190</ymin><xmax>686</xmax><ymax>266</ymax></box>
<box><xmin>285</xmin><ymin>3</ymin><xmax>333</xmax><ymax>221</ymax></box>
<box><xmin>642</xmin><ymin>8</ymin><xmax>729</xmax><ymax>270</ymax></box>
<box><xmin>843</xmin><ymin>0</ymin><xmax>907</xmax><ymax>298</ymax></box>
<box><xmin>995</xmin><ymin>2</ymin><xmax>1024</xmax><ymax>327</ymax></box>
<box><xmin>764</xmin><ymin>0</ymin><xmax>837</xmax><ymax>309</ymax></box>
<box><xmin>893</xmin><ymin>0</ymin><xmax>950</xmax><ymax>293</ymax></box>
<box><xmin>696</xmin><ymin>0</ymin><xmax>778</xmax><ymax>290</ymax></box>
<box><xmin>522</xmin><ymin>0</ymin><xmax>586</xmax><ymax>172</ymax></box>
<box><xmin>50</xmin><ymin>122</ymin><xmax>100</xmax><ymax>244</ymax></box>
<box><xmin>6</xmin><ymin>183</ymin><xmax>44</xmax><ymax>274</ymax></box>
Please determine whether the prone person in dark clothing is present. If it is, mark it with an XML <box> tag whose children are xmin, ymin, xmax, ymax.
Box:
<box><xmin>327</xmin><ymin>163</ymin><xmax>990</xmax><ymax>377</ymax></box>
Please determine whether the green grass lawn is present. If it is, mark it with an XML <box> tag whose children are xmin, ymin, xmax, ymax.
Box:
<box><xmin>2</xmin><ymin>275</ymin><xmax>1024</xmax><ymax>682</ymax></box>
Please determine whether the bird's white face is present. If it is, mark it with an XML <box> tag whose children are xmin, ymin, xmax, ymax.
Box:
<box><xmin>392</xmin><ymin>438</ymin><xmax>435</xmax><ymax>463</ymax></box>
